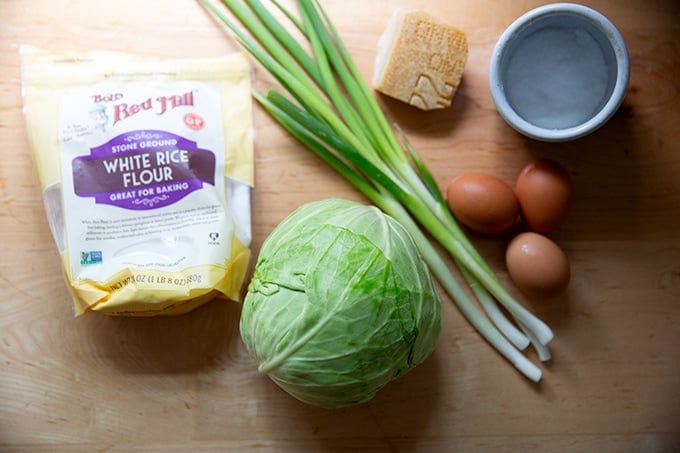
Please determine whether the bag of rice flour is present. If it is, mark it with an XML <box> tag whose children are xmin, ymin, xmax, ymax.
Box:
<box><xmin>21</xmin><ymin>47</ymin><xmax>254</xmax><ymax>316</ymax></box>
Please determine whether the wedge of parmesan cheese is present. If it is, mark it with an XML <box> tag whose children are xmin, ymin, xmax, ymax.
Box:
<box><xmin>373</xmin><ymin>8</ymin><xmax>468</xmax><ymax>110</ymax></box>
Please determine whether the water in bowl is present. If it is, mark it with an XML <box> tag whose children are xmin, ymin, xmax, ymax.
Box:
<box><xmin>502</xmin><ymin>20</ymin><xmax>616</xmax><ymax>130</ymax></box>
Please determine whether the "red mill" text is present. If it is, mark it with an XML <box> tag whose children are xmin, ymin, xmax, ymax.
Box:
<box><xmin>112</xmin><ymin>90</ymin><xmax>194</xmax><ymax>125</ymax></box>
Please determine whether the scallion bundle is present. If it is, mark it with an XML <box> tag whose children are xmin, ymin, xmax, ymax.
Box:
<box><xmin>201</xmin><ymin>0</ymin><xmax>553</xmax><ymax>381</ymax></box>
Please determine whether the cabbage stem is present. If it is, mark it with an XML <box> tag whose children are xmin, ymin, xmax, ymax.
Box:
<box><xmin>201</xmin><ymin>0</ymin><xmax>553</xmax><ymax>381</ymax></box>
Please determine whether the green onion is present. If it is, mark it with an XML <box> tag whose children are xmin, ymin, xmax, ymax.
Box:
<box><xmin>201</xmin><ymin>0</ymin><xmax>553</xmax><ymax>382</ymax></box>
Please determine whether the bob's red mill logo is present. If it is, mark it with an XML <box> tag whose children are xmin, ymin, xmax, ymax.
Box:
<box><xmin>92</xmin><ymin>90</ymin><xmax>195</xmax><ymax>125</ymax></box>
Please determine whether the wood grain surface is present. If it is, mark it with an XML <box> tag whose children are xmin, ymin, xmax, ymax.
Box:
<box><xmin>1</xmin><ymin>0</ymin><xmax>679</xmax><ymax>451</ymax></box>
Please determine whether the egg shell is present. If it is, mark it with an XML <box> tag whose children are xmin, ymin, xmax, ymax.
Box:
<box><xmin>446</xmin><ymin>172</ymin><xmax>519</xmax><ymax>235</ymax></box>
<box><xmin>505</xmin><ymin>232</ymin><xmax>570</xmax><ymax>299</ymax></box>
<box><xmin>515</xmin><ymin>159</ymin><xmax>572</xmax><ymax>234</ymax></box>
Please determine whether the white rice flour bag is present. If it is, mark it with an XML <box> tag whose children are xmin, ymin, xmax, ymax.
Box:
<box><xmin>21</xmin><ymin>47</ymin><xmax>254</xmax><ymax>316</ymax></box>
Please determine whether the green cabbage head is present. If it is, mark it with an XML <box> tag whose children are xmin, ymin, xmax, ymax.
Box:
<box><xmin>240</xmin><ymin>198</ymin><xmax>442</xmax><ymax>408</ymax></box>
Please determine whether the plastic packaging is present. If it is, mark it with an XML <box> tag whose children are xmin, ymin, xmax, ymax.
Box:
<box><xmin>21</xmin><ymin>47</ymin><xmax>254</xmax><ymax>316</ymax></box>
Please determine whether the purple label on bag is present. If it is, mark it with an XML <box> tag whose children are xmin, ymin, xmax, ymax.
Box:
<box><xmin>72</xmin><ymin>130</ymin><xmax>215</xmax><ymax>210</ymax></box>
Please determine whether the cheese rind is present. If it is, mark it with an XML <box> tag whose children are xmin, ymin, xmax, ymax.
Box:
<box><xmin>373</xmin><ymin>9</ymin><xmax>468</xmax><ymax>110</ymax></box>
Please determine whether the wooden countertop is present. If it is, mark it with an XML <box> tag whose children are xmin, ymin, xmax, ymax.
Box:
<box><xmin>1</xmin><ymin>0</ymin><xmax>678</xmax><ymax>451</ymax></box>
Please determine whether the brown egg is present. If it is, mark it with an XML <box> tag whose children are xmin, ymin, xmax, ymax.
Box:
<box><xmin>505</xmin><ymin>232</ymin><xmax>570</xmax><ymax>299</ymax></box>
<box><xmin>446</xmin><ymin>173</ymin><xmax>519</xmax><ymax>235</ymax></box>
<box><xmin>515</xmin><ymin>159</ymin><xmax>572</xmax><ymax>234</ymax></box>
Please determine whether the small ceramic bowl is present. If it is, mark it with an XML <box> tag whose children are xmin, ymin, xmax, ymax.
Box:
<box><xmin>489</xmin><ymin>3</ymin><xmax>629</xmax><ymax>142</ymax></box>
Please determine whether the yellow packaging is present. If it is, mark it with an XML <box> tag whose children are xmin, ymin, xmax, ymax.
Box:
<box><xmin>21</xmin><ymin>47</ymin><xmax>254</xmax><ymax>316</ymax></box>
